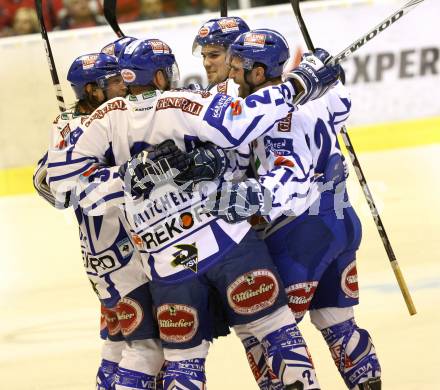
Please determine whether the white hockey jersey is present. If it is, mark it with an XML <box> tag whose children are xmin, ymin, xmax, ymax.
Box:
<box><xmin>253</xmin><ymin>81</ymin><xmax>351</xmax><ymax>236</ymax></box>
<box><xmin>41</xmin><ymin>111</ymin><xmax>148</xmax><ymax>307</ymax></box>
<box><xmin>46</xmin><ymin>84</ymin><xmax>297</xmax><ymax>283</ymax></box>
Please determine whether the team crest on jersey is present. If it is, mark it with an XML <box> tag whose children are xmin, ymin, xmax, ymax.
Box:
<box><xmin>81</xmin><ymin>54</ymin><xmax>99</xmax><ymax>70</ymax></box>
<box><xmin>243</xmin><ymin>33</ymin><xmax>266</xmax><ymax>48</ymax></box>
<box><xmin>218</xmin><ymin>18</ymin><xmax>239</xmax><ymax>32</ymax></box>
<box><xmin>171</xmin><ymin>243</ymin><xmax>198</xmax><ymax>273</ymax></box>
<box><xmin>117</xmin><ymin>238</ymin><xmax>134</xmax><ymax>259</ymax></box>
<box><xmin>117</xmin><ymin>297</ymin><xmax>144</xmax><ymax>336</ymax></box>
<box><xmin>157</xmin><ymin>304</ymin><xmax>198</xmax><ymax>343</ymax></box>
<box><xmin>341</xmin><ymin>261</ymin><xmax>359</xmax><ymax>298</ymax></box>
<box><xmin>227</xmin><ymin>269</ymin><xmax>279</xmax><ymax>315</ymax></box>
<box><xmin>150</xmin><ymin>39</ymin><xmax>171</xmax><ymax>54</ymax></box>
<box><xmin>286</xmin><ymin>281</ymin><xmax>318</xmax><ymax>319</ymax></box>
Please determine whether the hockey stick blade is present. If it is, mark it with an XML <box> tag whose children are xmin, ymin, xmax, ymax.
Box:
<box><xmin>34</xmin><ymin>0</ymin><xmax>66</xmax><ymax>112</ymax></box>
<box><xmin>103</xmin><ymin>0</ymin><xmax>125</xmax><ymax>37</ymax></box>
<box><xmin>330</xmin><ymin>0</ymin><xmax>425</xmax><ymax>65</ymax></box>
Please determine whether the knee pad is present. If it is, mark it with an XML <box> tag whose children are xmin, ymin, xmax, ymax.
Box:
<box><xmin>114</xmin><ymin>367</ymin><xmax>156</xmax><ymax>390</ymax></box>
<box><xmin>163</xmin><ymin>359</ymin><xmax>206</xmax><ymax>389</ymax></box>
<box><xmin>96</xmin><ymin>359</ymin><xmax>118</xmax><ymax>390</ymax></box>
<box><xmin>118</xmin><ymin>339</ymin><xmax>164</xmax><ymax>376</ymax></box>
<box><xmin>320</xmin><ymin>318</ymin><xmax>381</xmax><ymax>389</ymax></box>
<box><xmin>261</xmin><ymin>324</ymin><xmax>319</xmax><ymax>390</ymax></box>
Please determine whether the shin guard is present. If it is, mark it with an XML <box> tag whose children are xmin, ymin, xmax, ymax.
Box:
<box><xmin>163</xmin><ymin>359</ymin><xmax>206</xmax><ymax>390</ymax></box>
<box><xmin>321</xmin><ymin>318</ymin><xmax>381</xmax><ymax>389</ymax></box>
<box><xmin>261</xmin><ymin>324</ymin><xmax>319</xmax><ymax>389</ymax></box>
<box><xmin>114</xmin><ymin>367</ymin><xmax>156</xmax><ymax>389</ymax></box>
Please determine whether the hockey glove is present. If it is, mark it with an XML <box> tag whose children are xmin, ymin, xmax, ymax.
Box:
<box><xmin>174</xmin><ymin>143</ymin><xmax>229</xmax><ymax>192</ymax></box>
<box><xmin>119</xmin><ymin>139</ymin><xmax>189</xmax><ymax>197</ymax></box>
<box><xmin>205</xmin><ymin>178</ymin><xmax>272</xmax><ymax>224</ymax></box>
<box><xmin>284</xmin><ymin>48</ymin><xmax>342</xmax><ymax>105</ymax></box>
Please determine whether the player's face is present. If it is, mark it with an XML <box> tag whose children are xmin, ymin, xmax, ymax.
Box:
<box><xmin>201</xmin><ymin>44</ymin><xmax>229</xmax><ymax>85</ymax></box>
<box><xmin>105</xmin><ymin>75</ymin><xmax>127</xmax><ymax>99</ymax></box>
<box><xmin>229</xmin><ymin>56</ymin><xmax>251</xmax><ymax>98</ymax></box>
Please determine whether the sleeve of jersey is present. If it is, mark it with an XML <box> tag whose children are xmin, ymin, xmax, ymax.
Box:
<box><xmin>46</xmin><ymin>115</ymin><xmax>123</xmax><ymax>215</ymax></box>
<box><xmin>224</xmin><ymin>145</ymin><xmax>250</xmax><ymax>182</ymax></box>
<box><xmin>199</xmin><ymin>82</ymin><xmax>296</xmax><ymax>148</ymax></box>
<box><xmin>33</xmin><ymin>152</ymin><xmax>58</xmax><ymax>207</ymax></box>
<box><xmin>259</xmin><ymin>153</ymin><xmax>318</xmax><ymax>222</ymax></box>
<box><xmin>328</xmin><ymin>81</ymin><xmax>352</xmax><ymax>135</ymax></box>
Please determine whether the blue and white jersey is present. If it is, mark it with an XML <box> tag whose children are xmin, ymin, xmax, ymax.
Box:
<box><xmin>251</xmin><ymin>81</ymin><xmax>351</xmax><ymax>236</ymax></box>
<box><xmin>40</xmin><ymin>111</ymin><xmax>148</xmax><ymax>308</ymax></box>
<box><xmin>46</xmin><ymin>84</ymin><xmax>297</xmax><ymax>283</ymax></box>
<box><xmin>297</xmin><ymin>81</ymin><xmax>351</xmax><ymax>175</ymax></box>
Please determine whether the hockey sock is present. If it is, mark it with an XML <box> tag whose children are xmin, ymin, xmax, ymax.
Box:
<box><xmin>114</xmin><ymin>367</ymin><xmax>156</xmax><ymax>389</ymax></box>
<box><xmin>163</xmin><ymin>359</ymin><xmax>206</xmax><ymax>389</ymax></box>
<box><xmin>320</xmin><ymin>318</ymin><xmax>381</xmax><ymax>389</ymax></box>
<box><xmin>96</xmin><ymin>359</ymin><xmax>119</xmax><ymax>390</ymax></box>
<box><xmin>234</xmin><ymin>327</ymin><xmax>283</xmax><ymax>390</ymax></box>
<box><xmin>261</xmin><ymin>324</ymin><xmax>319</xmax><ymax>389</ymax></box>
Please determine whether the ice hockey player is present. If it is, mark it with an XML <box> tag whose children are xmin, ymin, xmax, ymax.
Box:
<box><xmin>34</xmin><ymin>49</ymin><xmax>164</xmax><ymax>390</ymax></box>
<box><xmin>204</xmin><ymin>28</ymin><xmax>382</xmax><ymax>390</ymax></box>
<box><xmin>192</xmin><ymin>15</ymin><xmax>249</xmax><ymax>94</ymax></box>
<box><xmin>46</xmin><ymin>37</ymin><xmax>342</xmax><ymax>388</ymax></box>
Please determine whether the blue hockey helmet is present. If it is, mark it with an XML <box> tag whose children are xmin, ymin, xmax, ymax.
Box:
<box><xmin>101</xmin><ymin>36</ymin><xmax>137</xmax><ymax>58</ymax></box>
<box><xmin>67</xmin><ymin>52</ymin><xmax>120</xmax><ymax>100</ymax></box>
<box><xmin>192</xmin><ymin>16</ymin><xmax>250</xmax><ymax>56</ymax></box>
<box><xmin>118</xmin><ymin>38</ymin><xmax>179</xmax><ymax>86</ymax></box>
<box><xmin>229</xmin><ymin>29</ymin><xmax>290</xmax><ymax>79</ymax></box>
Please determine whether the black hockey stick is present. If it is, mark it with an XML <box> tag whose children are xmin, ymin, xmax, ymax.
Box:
<box><xmin>220</xmin><ymin>0</ymin><xmax>227</xmax><ymax>17</ymax></box>
<box><xmin>34</xmin><ymin>0</ymin><xmax>66</xmax><ymax>112</ymax></box>
<box><xmin>291</xmin><ymin>0</ymin><xmax>417</xmax><ymax>315</ymax></box>
<box><xmin>103</xmin><ymin>0</ymin><xmax>125</xmax><ymax>37</ymax></box>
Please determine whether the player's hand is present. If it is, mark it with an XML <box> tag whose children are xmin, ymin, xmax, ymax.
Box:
<box><xmin>174</xmin><ymin>143</ymin><xmax>229</xmax><ymax>192</ymax></box>
<box><xmin>119</xmin><ymin>139</ymin><xmax>189</xmax><ymax>197</ymax></box>
<box><xmin>205</xmin><ymin>179</ymin><xmax>272</xmax><ymax>224</ymax></box>
<box><xmin>283</xmin><ymin>48</ymin><xmax>342</xmax><ymax>105</ymax></box>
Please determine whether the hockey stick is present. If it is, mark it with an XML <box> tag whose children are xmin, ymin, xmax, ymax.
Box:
<box><xmin>103</xmin><ymin>0</ymin><xmax>125</xmax><ymax>38</ymax></box>
<box><xmin>220</xmin><ymin>0</ymin><xmax>227</xmax><ymax>17</ymax></box>
<box><xmin>331</xmin><ymin>0</ymin><xmax>424</xmax><ymax>65</ymax></box>
<box><xmin>34</xmin><ymin>0</ymin><xmax>66</xmax><ymax>112</ymax></box>
<box><xmin>291</xmin><ymin>0</ymin><xmax>417</xmax><ymax>315</ymax></box>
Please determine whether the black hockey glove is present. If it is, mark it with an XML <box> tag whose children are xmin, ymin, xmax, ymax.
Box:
<box><xmin>205</xmin><ymin>179</ymin><xmax>272</xmax><ymax>224</ymax></box>
<box><xmin>174</xmin><ymin>143</ymin><xmax>229</xmax><ymax>192</ymax></box>
<box><xmin>119</xmin><ymin>139</ymin><xmax>189</xmax><ymax>197</ymax></box>
<box><xmin>284</xmin><ymin>48</ymin><xmax>342</xmax><ymax>105</ymax></box>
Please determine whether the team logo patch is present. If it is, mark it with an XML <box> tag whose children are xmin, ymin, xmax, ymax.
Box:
<box><xmin>198</xmin><ymin>26</ymin><xmax>210</xmax><ymax>37</ymax></box>
<box><xmin>218</xmin><ymin>18</ymin><xmax>239</xmax><ymax>32</ymax></box>
<box><xmin>216</xmin><ymin>81</ymin><xmax>228</xmax><ymax>94</ymax></box>
<box><xmin>285</xmin><ymin>281</ymin><xmax>318</xmax><ymax>319</ymax></box>
<box><xmin>243</xmin><ymin>33</ymin><xmax>266</xmax><ymax>48</ymax></box>
<box><xmin>157</xmin><ymin>304</ymin><xmax>198</xmax><ymax>343</ymax></box>
<box><xmin>117</xmin><ymin>238</ymin><xmax>133</xmax><ymax>259</ymax></box>
<box><xmin>102</xmin><ymin>306</ymin><xmax>121</xmax><ymax>336</ymax></box>
<box><xmin>341</xmin><ymin>261</ymin><xmax>359</xmax><ymax>298</ymax></box>
<box><xmin>117</xmin><ymin>297</ymin><xmax>144</xmax><ymax>336</ymax></box>
<box><xmin>274</xmin><ymin>156</ymin><xmax>294</xmax><ymax>168</ymax></box>
<box><xmin>150</xmin><ymin>39</ymin><xmax>171</xmax><ymax>54</ymax></box>
<box><xmin>278</xmin><ymin>113</ymin><xmax>292</xmax><ymax>132</ymax></box>
<box><xmin>121</xmin><ymin>68</ymin><xmax>136</xmax><ymax>83</ymax></box>
<box><xmin>171</xmin><ymin>243</ymin><xmax>198</xmax><ymax>273</ymax></box>
<box><xmin>227</xmin><ymin>269</ymin><xmax>279</xmax><ymax>315</ymax></box>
